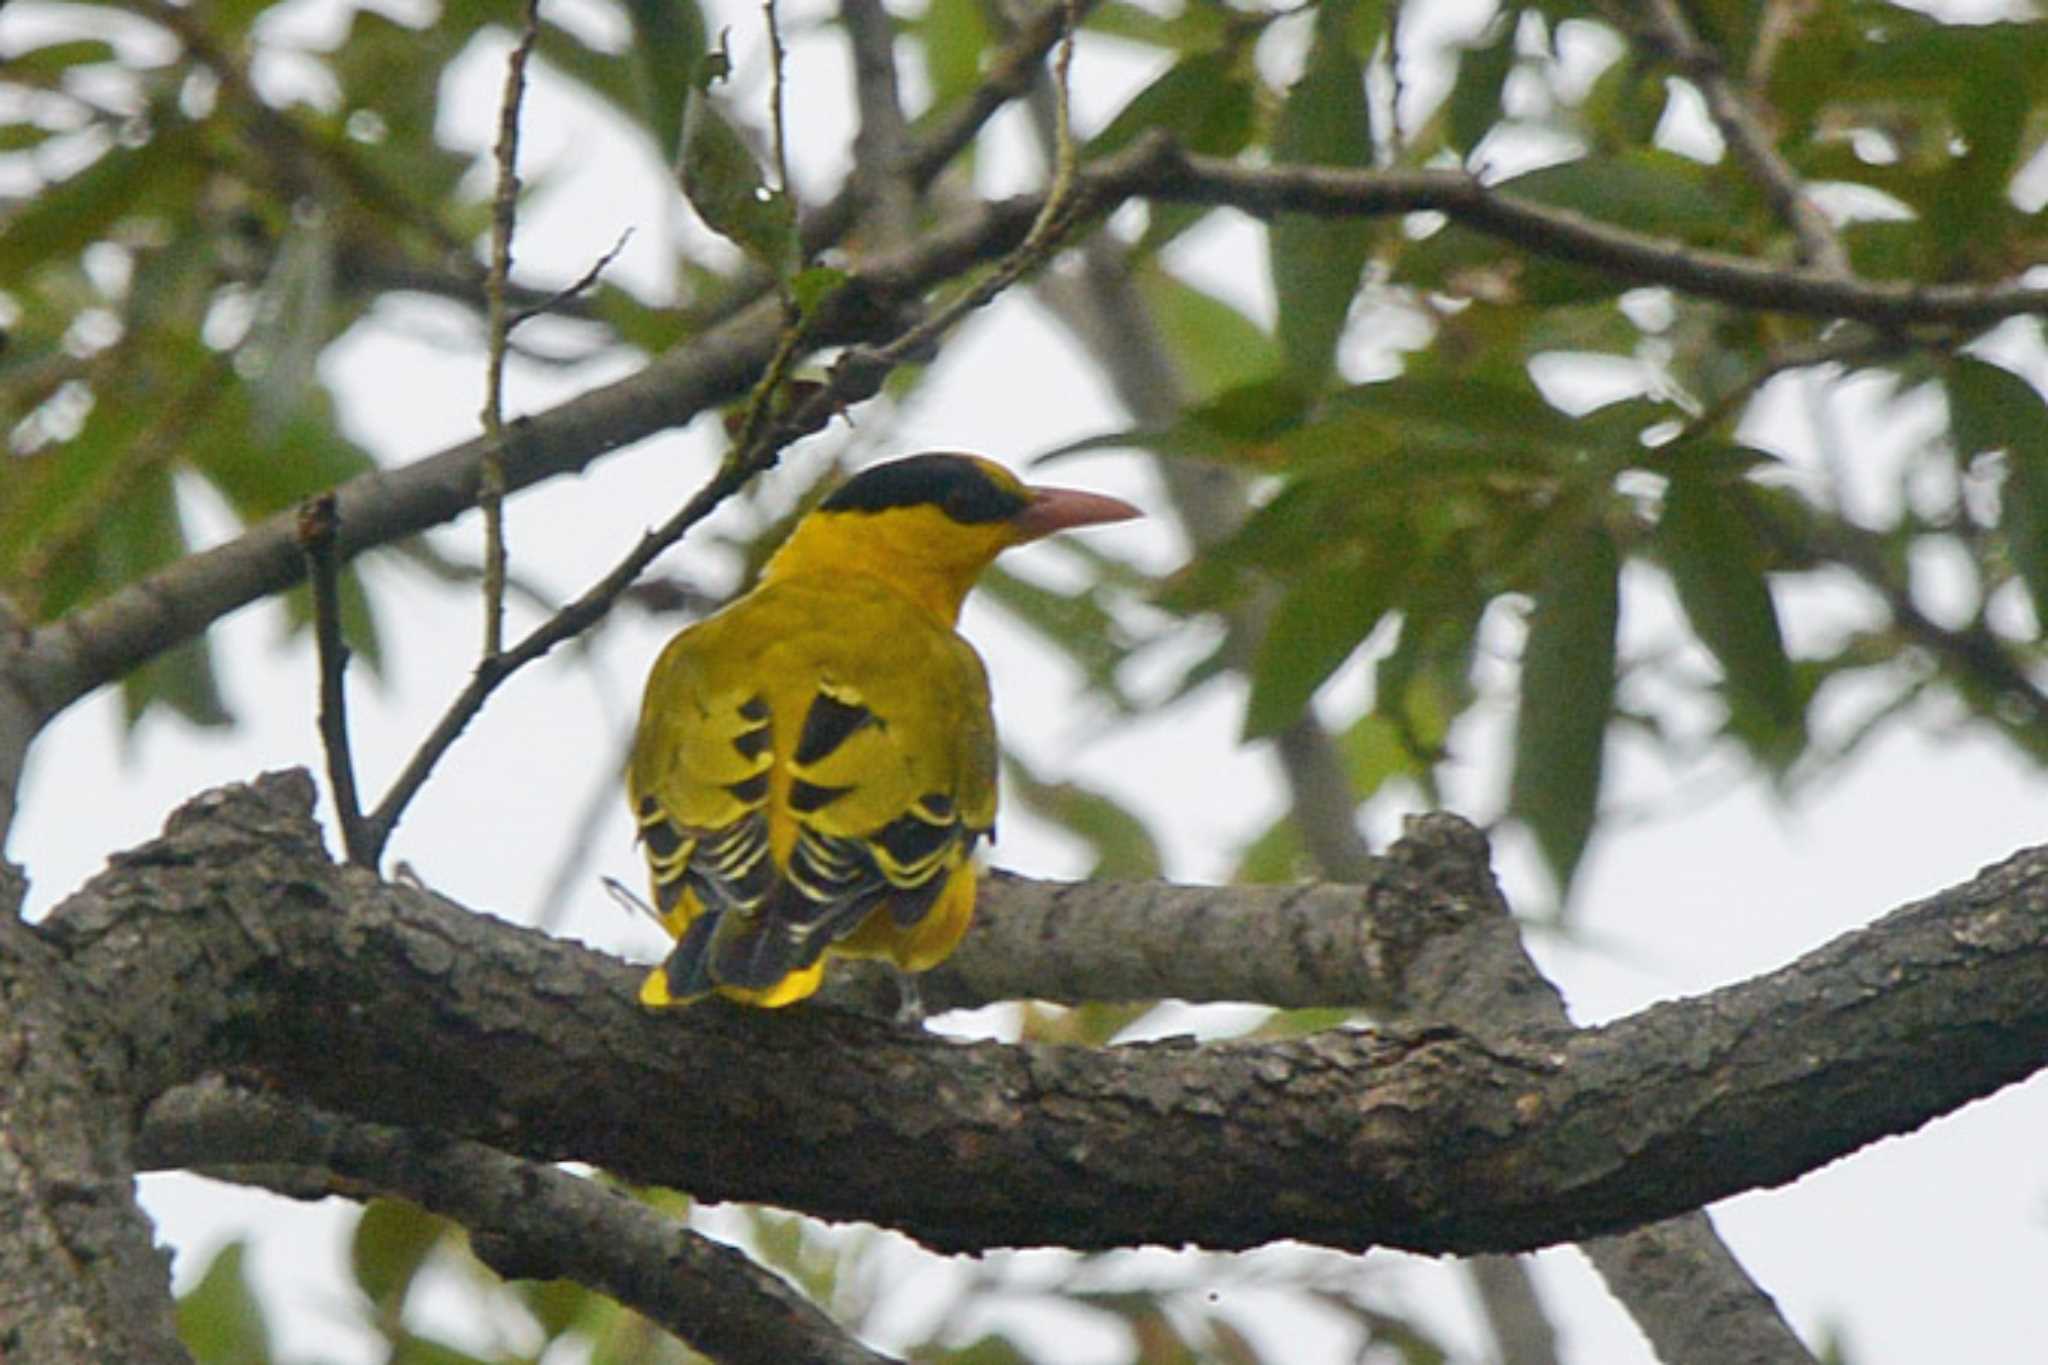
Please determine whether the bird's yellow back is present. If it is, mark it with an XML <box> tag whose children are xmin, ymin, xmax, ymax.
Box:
<box><xmin>627</xmin><ymin>453</ymin><xmax>1136</xmax><ymax>1009</ymax></box>
<box><xmin>630</xmin><ymin>573</ymin><xmax>995</xmax><ymax>1006</ymax></box>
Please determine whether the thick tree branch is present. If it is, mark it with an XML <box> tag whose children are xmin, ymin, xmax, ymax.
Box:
<box><xmin>0</xmin><ymin>870</ymin><xmax>183</xmax><ymax>1364</ymax></box>
<box><xmin>39</xmin><ymin>772</ymin><xmax>2048</xmax><ymax>1263</ymax></box>
<box><xmin>137</xmin><ymin>1080</ymin><xmax>901</xmax><ymax>1365</ymax></box>
<box><xmin>1030</xmin><ymin>208</ymin><xmax>1779</xmax><ymax>1365</ymax></box>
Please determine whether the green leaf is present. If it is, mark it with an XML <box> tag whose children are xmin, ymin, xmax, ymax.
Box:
<box><xmin>1191</xmin><ymin>374</ymin><xmax>1319</xmax><ymax>443</ymax></box>
<box><xmin>1948</xmin><ymin>355</ymin><xmax>2048</xmax><ymax>613</ymax></box>
<box><xmin>1244</xmin><ymin>537</ymin><xmax>1407</xmax><ymax>739</ymax></box>
<box><xmin>1509</xmin><ymin>521</ymin><xmax>1619</xmax><ymax>897</ymax></box>
<box><xmin>1082</xmin><ymin>0</ymin><xmax>1234</xmax><ymax>54</ymax></box>
<box><xmin>4</xmin><ymin>39</ymin><xmax>119</xmax><ymax>77</ymax></box>
<box><xmin>1848</xmin><ymin>22</ymin><xmax>2047</xmax><ymax>266</ymax></box>
<box><xmin>385</xmin><ymin>1334</ymin><xmax>497</xmax><ymax>1365</ymax></box>
<box><xmin>105</xmin><ymin>467</ymin><xmax>232</xmax><ymax>731</ymax></box>
<box><xmin>789</xmin><ymin>264</ymin><xmax>849</xmax><ymax>316</ymax></box>
<box><xmin>935</xmin><ymin>1333</ymin><xmax>1034</xmax><ymax>1365</ymax></box>
<box><xmin>1658</xmin><ymin>471</ymin><xmax>1803</xmax><ymax>760</ymax></box>
<box><xmin>916</xmin><ymin>0</ymin><xmax>995</xmax><ymax>108</ymax></box>
<box><xmin>1084</xmin><ymin>49</ymin><xmax>1254</xmax><ymax>162</ymax></box>
<box><xmin>624</xmin><ymin>0</ymin><xmax>709</xmax><ymax>161</ymax></box>
<box><xmin>352</xmin><ymin>1197</ymin><xmax>452</xmax><ymax>1315</ymax></box>
<box><xmin>176</xmin><ymin>1241</ymin><xmax>274</xmax><ymax>1365</ymax></box>
<box><xmin>519</xmin><ymin>1277</ymin><xmax>594</xmax><ymax>1339</ymax></box>
<box><xmin>678</xmin><ymin>51</ymin><xmax>798</xmax><ymax>275</ymax></box>
<box><xmin>0</xmin><ymin>122</ymin><xmax>54</xmax><ymax>153</ymax></box>
<box><xmin>1323</xmin><ymin>368</ymin><xmax>1584</xmax><ymax>452</ymax></box>
<box><xmin>1132</xmin><ymin>260</ymin><xmax>1281</xmax><ymax>404</ymax></box>
<box><xmin>0</xmin><ymin>126</ymin><xmax>204</xmax><ymax>273</ymax></box>
<box><xmin>1581</xmin><ymin>38</ymin><xmax>1671</xmax><ymax>150</ymax></box>
<box><xmin>1234</xmin><ymin>808</ymin><xmax>1309</xmax><ymax>884</ymax></box>
<box><xmin>1269</xmin><ymin>0</ymin><xmax>1374</xmax><ymax>389</ymax></box>
<box><xmin>1446</xmin><ymin>16</ymin><xmax>1516</xmax><ymax>156</ymax></box>
<box><xmin>1500</xmin><ymin>154</ymin><xmax>1737</xmax><ymax>233</ymax></box>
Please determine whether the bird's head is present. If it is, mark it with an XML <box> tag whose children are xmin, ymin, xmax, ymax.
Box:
<box><xmin>762</xmin><ymin>453</ymin><xmax>1141</xmax><ymax>624</ymax></box>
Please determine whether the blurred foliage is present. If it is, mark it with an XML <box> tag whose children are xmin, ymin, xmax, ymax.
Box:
<box><xmin>176</xmin><ymin>1241</ymin><xmax>274</xmax><ymax>1365</ymax></box>
<box><xmin>16</xmin><ymin>0</ymin><xmax>2048</xmax><ymax>1358</ymax></box>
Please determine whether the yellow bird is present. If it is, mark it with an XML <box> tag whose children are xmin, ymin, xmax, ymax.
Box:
<box><xmin>628</xmin><ymin>453</ymin><xmax>1139</xmax><ymax>1009</ymax></box>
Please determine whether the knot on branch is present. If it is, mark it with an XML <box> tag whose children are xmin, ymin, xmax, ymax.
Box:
<box><xmin>1376</xmin><ymin>814</ymin><xmax>1559</xmax><ymax>1032</ymax></box>
<box><xmin>155</xmin><ymin>768</ymin><xmax>325</xmax><ymax>855</ymax></box>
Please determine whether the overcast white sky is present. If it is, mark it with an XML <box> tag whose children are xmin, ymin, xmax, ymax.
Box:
<box><xmin>9</xmin><ymin>0</ymin><xmax>2048</xmax><ymax>1359</ymax></box>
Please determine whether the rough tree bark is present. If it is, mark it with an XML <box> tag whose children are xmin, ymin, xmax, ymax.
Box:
<box><xmin>4</xmin><ymin>769</ymin><xmax>2045</xmax><ymax>1360</ymax></box>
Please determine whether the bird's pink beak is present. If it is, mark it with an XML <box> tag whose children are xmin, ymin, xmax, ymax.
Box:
<box><xmin>1012</xmin><ymin>486</ymin><xmax>1142</xmax><ymax>542</ymax></box>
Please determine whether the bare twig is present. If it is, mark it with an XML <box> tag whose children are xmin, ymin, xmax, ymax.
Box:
<box><xmin>765</xmin><ymin>0</ymin><xmax>793</xmax><ymax>212</ymax></box>
<box><xmin>295</xmin><ymin>495</ymin><xmax>371</xmax><ymax>865</ymax></box>
<box><xmin>480</xmin><ymin>0</ymin><xmax>544</xmax><ymax>660</ymax></box>
<box><xmin>354</xmin><ymin>455</ymin><xmax>756</xmax><ymax>867</ymax></box>
<box><xmin>138</xmin><ymin>1080</ymin><xmax>903</xmax><ymax>1365</ymax></box>
<box><xmin>509</xmin><ymin>229</ymin><xmax>634</xmax><ymax>328</ymax></box>
<box><xmin>1383</xmin><ymin>1</ymin><xmax>1407</xmax><ymax>162</ymax></box>
<box><xmin>1635</xmin><ymin>0</ymin><xmax>1851</xmax><ymax>275</ymax></box>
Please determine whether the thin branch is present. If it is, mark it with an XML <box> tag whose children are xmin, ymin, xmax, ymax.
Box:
<box><xmin>15</xmin><ymin>131</ymin><xmax>2048</xmax><ymax>748</ymax></box>
<box><xmin>294</xmin><ymin>495</ymin><xmax>371</xmax><ymax>865</ymax></box>
<box><xmin>764</xmin><ymin>0</ymin><xmax>795</xmax><ymax>247</ymax></box>
<box><xmin>841</xmin><ymin>0</ymin><xmax>918</xmax><ymax>248</ymax></box>
<box><xmin>480</xmin><ymin>0</ymin><xmax>544</xmax><ymax>660</ymax></box>
<box><xmin>1103</xmin><ymin>136</ymin><xmax>2048</xmax><ymax>325</ymax></box>
<box><xmin>1583</xmin><ymin>1215</ymin><xmax>1816</xmax><ymax>1365</ymax></box>
<box><xmin>801</xmin><ymin>0</ymin><xmax>1088</xmax><ymax>259</ymax></box>
<box><xmin>1799</xmin><ymin>499</ymin><xmax>2048</xmax><ymax>737</ymax></box>
<box><xmin>137</xmin><ymin>1080</ymin><xmax>903</xmax><ymax>1365</ymax></box>
<box><xmin>1465</xmin><ymin>1254</ymin><xmax>1563</xmax><ymax>1365</ymax></box>
<box><xmin>356</xmin><ymin>133</ymin><xmax>1098</xmax><ymax>866</ymax></box>
<box><xmin>1635</xmin><ymin>0</ymin><xmax>1851</xmax><ymax>276</ymax></box>
<box><xmin>822</xmin><ymin>0</ymin><xmax>1087</xmax><ymax>393</ymax></box>
<box><xmin>1383</xmin><ymin>1</ymin><xmax>1407</xmax><ymax>163</ymax></box>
